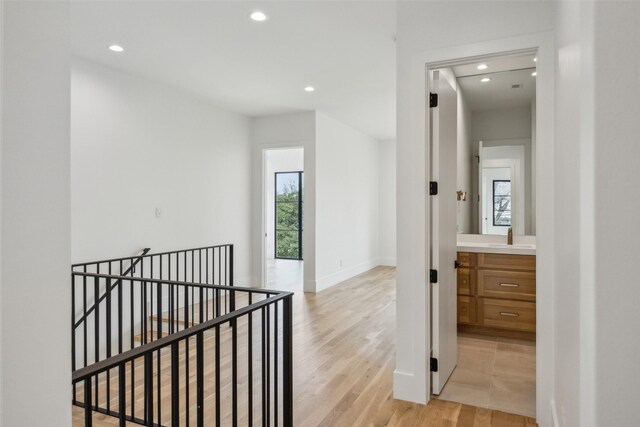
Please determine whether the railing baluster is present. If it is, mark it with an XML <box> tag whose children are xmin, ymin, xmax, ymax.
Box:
<box><xmin>145</xmin><ymin>353</ymin><xmax>153</xmax><ymax>426</ymax></box>
<box><xmin>157</xmin><ymin>344</ymin><xmax>162</xmax><ymax>425</ymax></box>
<box><xmin>171</xmin><ymin>342</ymin><xmax>180</xmax><ymax>427</ymax></box>
<box><xmin>267</xmin><ymin>304</ymin><xmax>271</xmax><ymax>427</ymax></box>
<box><xmin>106</xmin><ymin>274</ymin><xmax>112</xmax><ymax>413</ymax></box>
<box><xmin>94</xmin><ymin>274</ymin><xmax>100</xmax><ymax>408</ymax></box>
<box><xmin>262</xmin><ymin>307</ymin><xmax>267</xmax><ymax>426</ymax></box>
<box><xmin>232</xmin><ymin>316</ymin><xmax>238</xmax><ymax>427</ymax></box>
<box><xmin>84</xmin><ymin>377</ymin><xmax>93</xmax><ymax>427</ymax></box>
<box><xmin>283</xmin><ymin>296</ymin><xmax>293</xmax><ymax>427</ymax></box>
<box><xmin>119</xmin><ymin>363</ymin><xmax>126</xmax><ymax>427</ymax></box>
<box><xmin>197</xmin><ymin>332</ymin><xmax>204</xmax><ymax>427</ymax></box>
<box><xmin>83</xmin><ymin>268</ymin><xmax>87</xmax><ymax>368</ymax></box>
<box><xmin>118</xmin><ymin>269</ymin><xmax>123</xmax><ymax>354</ymax></box>
<box><xmin>248</xmin><ymin>294</ymin><xmax>254</xmax><ymax>426</ymax></box>
<box><xmin>185</xmin><ymin>336</ymin><xmax>190</xmax><ymax>425</ymax></box>
<box><xmin>274</xmin><ymin>302</ymin><xmax>279</xmax><ymax>427</ymax></box>
<box><xmin>215</xmin><ymin>324</ymin><xmax>221</xmax><ymax>427</ymax></box>
<box><xmin>72</xmin><ymin>274</ymin><xmax>77</xmax><ymax>403</ymax></box>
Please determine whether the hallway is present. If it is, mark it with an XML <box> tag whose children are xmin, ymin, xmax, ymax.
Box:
<box><xmin>73</xmin><ymin>267</ymin><xmax>536</xmax><ymax>426</ymax></box>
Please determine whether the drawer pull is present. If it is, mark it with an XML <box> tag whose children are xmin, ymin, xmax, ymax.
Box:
<box><xmin>499</xmin><ymin>283</ymin><xmax>519</xmax><ymax>288</ymax></box>
<box><xmin>500</xmin><ymin>312</ymin><xmax>520</xmax><ymax>317</ymax></box>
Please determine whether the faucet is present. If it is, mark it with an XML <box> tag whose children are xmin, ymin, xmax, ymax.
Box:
<box><xmin>507</xmin><ymin>227</ymin><xmax>513</xmax><ymax>245</ymax></box>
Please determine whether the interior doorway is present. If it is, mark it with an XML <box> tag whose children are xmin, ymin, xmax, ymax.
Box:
<box><xmin>264</xmin><ymin>148</ymin><xmax>304</xmax><ymax>291</ymax></box>
<box><xmin>428</xmin><ymin>51</ymin><xmax>538</xmax><ymax>418</ymax></box>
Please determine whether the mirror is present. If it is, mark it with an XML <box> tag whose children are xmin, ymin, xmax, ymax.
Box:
<box><xmin>453</xmin><ymin>55</ymin><xmax>536</xmax><ymax>236</ymax></box>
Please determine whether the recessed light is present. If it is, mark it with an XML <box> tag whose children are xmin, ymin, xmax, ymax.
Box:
<box><xmin>108</xmin><ymin>44</ymin><xmax>124</xmax><ymax>53</ymax></box>
<box><xmin>481</xmin><ymin>77</ymin><xmax>491</xmax><ymax>83</ymax></box>
<box><xmin>250</xmin><ymin>11</ymin><xmax>268</xmax><ymax>21</ymax></box>
<box><xmin>304</xmin><ymin>86</ymin><xmax>315</xmax><ymax>92</ymax></box>
<box><xmin>477</xmin><ymin>64</ymin><xmax>488</xmax><ymax>70</ymax></box>
<box><xmin>533</xmin><ymin>57</ymin><xmax>538</xmax><ymax>62</ymax></box>
<box><xmin>531</xmin><ymin>71</ymin><xmax>537</xmax><ymax>77</ymax></box>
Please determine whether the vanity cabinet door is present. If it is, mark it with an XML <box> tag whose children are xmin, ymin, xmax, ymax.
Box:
<box><xmin>457</xmin><ymin>268</ymin><xmax>472</xmax><ymax>295</ymax></box>
<box><xmin>457</xmin><ymin>296</ymin><xmax>476</xmax><ymax>324</ymax></box>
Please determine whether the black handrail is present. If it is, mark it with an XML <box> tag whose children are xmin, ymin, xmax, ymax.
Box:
<box><xmin>71</xmin><ymin>243</ymin><xmax>232</xmax><ymax>268</ymax></box>
<box><xmin>73</xmin><ymin>248</ymin><xmax>150</xmax><ymax>329</ymax></box>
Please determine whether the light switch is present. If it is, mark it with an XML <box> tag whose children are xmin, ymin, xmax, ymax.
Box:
<box><xmin>155</xmin><ymin>208</ymin><xmax>162</xmax><ymax>218</ymax></box>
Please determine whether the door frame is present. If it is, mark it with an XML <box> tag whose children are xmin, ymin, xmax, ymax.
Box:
<box><xmin>255</xmin><ymin>144</ymin><xmax>317</xmax><ymax>293</ymax></box>
<box><xmin>394</xmin><ymin>31</ymin><xmax>555</xmax><ymax>426</ymax></box>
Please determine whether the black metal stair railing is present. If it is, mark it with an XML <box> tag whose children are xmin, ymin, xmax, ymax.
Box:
<box><xmin>71</xmin><ymin>244</ymin><xmax>294</xmax><ymax>426</ymax></box>
<box><xmin>72</xmin><ymin>273</ymin><xmax>293</xmax><ymax>426</ymax></box>
<box><xmin>72</xmin><ymin>244</ymin><xmax>235</xmax><ymax>371</ymax></box>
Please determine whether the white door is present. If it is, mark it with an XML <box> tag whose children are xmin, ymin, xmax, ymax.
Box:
<box><xmin>430</xmin><ymin>70</ymin><xmax>458</xmax><ymax>394</ymax></box>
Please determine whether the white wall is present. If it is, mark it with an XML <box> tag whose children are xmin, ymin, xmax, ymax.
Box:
<box><xmin>378</xmin><ymin>139</ymin><xmax>396</xmax><ymax>266</ymax></box>
<box><xmin>315</xmin><ymin>112</ymin><xmax>380</xmax><ymax>290</ymax></box>
<box><xmin>456</xmin><ymin>89</ymin><xmax>473</xmax><ymax>234</ymax></box>
<box><xmin>590</xmin><ymin>4</ymin><xmax>640</xmax><ymax>425</ymax></box>
<box><xmin>555</xmin><ymin>2</ymin><xmax>640</xmax><ymax>426</ymax></box>
<box><xmin>472</xmin><ymin>106</ymin><xmax>532</xmax><ymax>141</ymax></box>
<box><xmin>1</xmin><ymin>2</ymin><xmax>71</xmax><ymax>425</ymax></box>
<box><xmin>265</xmin><ymin>148</ymin><xmax>304</xmax><ymax>259</ymax></box>
<box><xmin>395</xmin><ymin>0</ymin><xmax>554</xmax><ymax>414</ymax></box>
<box><xmin>71</xmin><ymin>59</ymin><xmax>253</xmax><ymax>284</ymax></box>
<box><xmin>252</xmin><ymin>112</ymin><xmax>316</xmax><ymax>291</ymax></box>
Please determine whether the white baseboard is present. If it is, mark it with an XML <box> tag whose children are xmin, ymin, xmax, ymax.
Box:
<box><xmin>377</xmin><ymin>257</ymin><xmax>396</xmax><ymax>266</ymax></box>
<box><xmin>316</xmin><ymin>259</ymin><xmax>379</xmax><ymax>292</ymax></box>
<box><xmin>393</xmin><ymin>369</ymin><xmax>428</xmax><ymax>404</ymax></box>
<box><xmin>550</xmin><ymin>399</ymin><xmax>561</xmax><ymax>427</ymax></box>
<box><xmin>303</xmin><ymin>279</ymin><xmax>316</xmax><ymax>293</ymax></box>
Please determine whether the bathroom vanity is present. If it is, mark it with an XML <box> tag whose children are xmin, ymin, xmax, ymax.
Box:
<box><xmin>456</xmin><ymin>245</ymin><xmax>536</xmax><ymax>340</ymax></box>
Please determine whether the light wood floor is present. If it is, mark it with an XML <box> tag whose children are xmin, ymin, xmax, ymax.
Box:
<box><xmin>266</xmin><ymin>259</ymin><xmax>303</xmax><ymax>291</ymax></box>
<box><xmin>73</xmin><ymin>266</ymin><xmax>537</xmax><ymax>426</ymax></box>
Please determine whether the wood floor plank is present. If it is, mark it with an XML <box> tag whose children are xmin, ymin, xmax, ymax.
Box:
<box><xmin>73</xmin><ymin>266</ymin><xmax>537</xmax><ymax>426</ymax></box>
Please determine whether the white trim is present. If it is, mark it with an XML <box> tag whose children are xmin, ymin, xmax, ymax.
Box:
<box><xmin>253</xmin><ymin>140</ymin><xmax>316</xmax><ymax>293</ymax></box>
<box><xmin>550</xmin><ymin>399</ymin><xmax>562</xmax><ymax>427</ymax></box>
<box><xmin>395</xmin><ymin>32</ymin><xmax>555</xmax><ymax>427</ymax></box>
<box><xmin>377</xmin><ymin>257</ymin><xmax>396</xmax><ymax>267</ymax></box>
<box><xmin>315</xmin><ymin>259</ymin><xmax>379</xmax><ymax>292</ymax></box>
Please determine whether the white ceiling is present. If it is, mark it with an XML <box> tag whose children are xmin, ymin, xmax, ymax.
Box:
<box><xmin>70</xmin><ymin>1</ymin><xmax>397</xmax><ymax>140</ymax></box>
<box><xmin>455</xmin><ymin>55</ymin><xmax>537</xmax><ymax>112</ymax></box>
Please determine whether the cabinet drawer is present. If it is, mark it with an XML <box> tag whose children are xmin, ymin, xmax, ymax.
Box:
<box><xmin>478</xmin><ymin>270</ymin><xmax>536</xmax><ymax>301</ymax></box>
<box><xmin>457</xmin><ymin>268</ymin><xmax>472</xmax><ymax>295</ymax></box>
<box><xmin>457</xmin><ymin>252</ymin><xmax>476</xmax><ymax>267</ymax></box>
<box><xmin>457</xmin><ymin>296</ymin><xmax>476</xmax><ymax>325</ymax></box>
<box><xmin>477</xmin><ymin>253</ymin><xmax>535</xmax><ymax>271</ymax></box>
<box><xmin>481</xmin><ymin>298</ymin><xmax>535</xmax><ymax>332</ymax></box>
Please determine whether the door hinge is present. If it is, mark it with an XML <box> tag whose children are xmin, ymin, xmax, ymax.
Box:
<box><xmin>429</xmin><ymin>181</ymin><xmax>438</xmax><ymax>196</ymax></box>
<box><xmin>430</xmin><ymin>269</ymin><xmax>438</xmax><ymax>283</ymax></box>
<box><xmin>429</xmin><ymin>92</ymin><xmax>438</xmax><ymax>108</ymax></box>
<box><xmin>430</xmin><ymin>357</ymin><xmax>439</xmax><ymax>372</ymax></box>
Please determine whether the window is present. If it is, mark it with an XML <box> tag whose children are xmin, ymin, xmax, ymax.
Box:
<box><xmin>493</xmin><ymin>180</ymin><xmax>511</xmax><ymax>226</ymax></box>
<box><xmin>275</xmin><ymin>172</ymin><xmax>303</xmax><ymax>260</ymax></box>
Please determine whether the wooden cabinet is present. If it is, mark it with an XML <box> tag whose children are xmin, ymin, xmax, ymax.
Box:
<box><xmin>457</xmin><ymin>251</ymin><xmax>536</xmax><ymax>340</ymax></box>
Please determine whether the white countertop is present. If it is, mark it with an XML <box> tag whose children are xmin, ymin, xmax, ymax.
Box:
<box><xmin>457</xmin><ymin>234</ymin><xmax>536</xmax><ymax>256</ymax></box>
